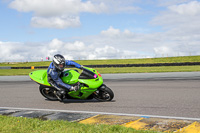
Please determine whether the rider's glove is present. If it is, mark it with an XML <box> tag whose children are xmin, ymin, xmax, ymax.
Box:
<box><xmin>80</xmin><ymin>65</ymin><xmax>84</xmax><ymax>69</ymax></box>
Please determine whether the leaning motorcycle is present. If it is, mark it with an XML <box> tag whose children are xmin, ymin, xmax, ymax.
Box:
<box><xmin>29</xmin><ymin>67</ymin><xmax>114</xmax><ymax>102</ymax></box>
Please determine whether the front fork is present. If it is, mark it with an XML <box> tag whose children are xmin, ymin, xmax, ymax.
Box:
<box><xmin>93</xmin><ymin>84</ymin><xmax>105</xmax><ymax>97</ymax></box>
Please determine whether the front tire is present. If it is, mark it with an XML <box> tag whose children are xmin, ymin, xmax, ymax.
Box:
<box><xmin>93</xmin><ymin>84</ymin><xmax>114</xmax><ymax>101</ymax></box>
<box><xmin>39</xmin><ymin>85</ymin><xmax>58</xmax><ymax>101</ymax></box>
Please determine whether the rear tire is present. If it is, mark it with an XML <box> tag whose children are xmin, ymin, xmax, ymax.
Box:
<box><xmin>93</xmin><ymin>84</ymin><xmax>114</xmax><ymax>102</ymax></box>
<box><xmin>39</xmin><ymin>85</ymin><xmax>58</xmax><ymax>101</ymax></box>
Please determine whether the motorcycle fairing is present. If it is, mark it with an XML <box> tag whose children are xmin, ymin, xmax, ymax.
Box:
<box><xmin>29</xmin><ymin>70</ymin><xmax>51</xmax><ymax>86</ymax></box>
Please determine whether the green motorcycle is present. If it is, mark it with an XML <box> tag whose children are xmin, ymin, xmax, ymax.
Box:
<box><xmin>29</xmin><ymin>67</ymin><xmax>114</xmax><ymax>102</ymax></box>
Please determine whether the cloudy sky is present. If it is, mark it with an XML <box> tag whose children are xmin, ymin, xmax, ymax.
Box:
<box><xmin>0</xmin><ymin>0</ymin><xmax>200</xmax><ymax>62</ymax></box>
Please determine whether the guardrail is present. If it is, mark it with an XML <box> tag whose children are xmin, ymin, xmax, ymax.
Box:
<box><xmin>0</xmin><ymin>62</ymin><xmax>200</xmax><ymax>69</ymax></box>
<box><xmin>0</xmin><ymin>67</ymin><xmax>12</xmax><ymax>69</ymax></box>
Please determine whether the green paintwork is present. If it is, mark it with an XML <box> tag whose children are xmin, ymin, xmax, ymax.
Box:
<box><xmin>61</xmin><ymin>70</ymin><xmax>80</xmax><ymax>85</ymax></box>
<box><xmin>29</xmin><ymin>70</ymin><xmax>51</xmax><ymax>86</ymax></box>
<box><xmin>29</xmin><ymin>67</ymin><xmax>103</xmax><ymax>99</ymax></box>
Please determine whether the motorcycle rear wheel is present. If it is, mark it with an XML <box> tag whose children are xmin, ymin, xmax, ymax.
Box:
<box><xmin>93</xmin><ymin>84</ymin><xmax>114</xmax><ymax>102</ymax></box>
<box><xmin>39</xmin><ymin>85</ymin><xmax>58</xmax><ymax>101</ymax></box>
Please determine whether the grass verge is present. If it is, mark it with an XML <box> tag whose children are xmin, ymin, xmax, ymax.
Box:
<box><xmin>0</xmin><ymin>115</ymin><xmax>159</xmax><ymax>133</ymax></box>
<box><xmin>97</xmin><ymin>66</ymin><xmax>200</xmax><ymax>73</ymax></box>
<box><xmin>1</xmin><ymin>56</ymin><xmax>200</xmax><ymax>67</ymax></box>
<box><xmin>0</xmin><ymin>56</ymin><xmax>200</xmax><ymax>75</ymax></box>
<box><xmin>0</xmin><ymin>66</ymin><xmax>200</xmax><ymax>76</ymax></box>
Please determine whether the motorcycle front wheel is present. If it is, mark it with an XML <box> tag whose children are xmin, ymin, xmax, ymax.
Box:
<box><xmin>93</xmin><ymin>84</ymin><xmax>114</xmax><ymax>102</ymax></box>
<box><xmin>39</xmin><ymin>85</ymin><xmax>58</xmax><ymax>101</ymax></box>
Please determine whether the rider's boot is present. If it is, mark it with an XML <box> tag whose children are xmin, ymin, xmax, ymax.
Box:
<box><xmin>69</xmin><ymin>82</ymin><xmax>80</xmax><ymax>92</ymax></box>
<box><xmin>55</xmin><ymin>90</ymin><xmax>66</xmax><ymax>102</ymax></box>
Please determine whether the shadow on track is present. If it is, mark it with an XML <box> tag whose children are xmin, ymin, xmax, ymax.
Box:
<box><xmin>45</xmin><ymin>99</ymin><xmax>116</xmax><ymax>103</ymax></box>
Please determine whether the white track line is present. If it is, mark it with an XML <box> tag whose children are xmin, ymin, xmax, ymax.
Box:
<box><xmin>1</xmin><ymin>106</ymin><xmax>200</xmax><ymax>121</ymax></box>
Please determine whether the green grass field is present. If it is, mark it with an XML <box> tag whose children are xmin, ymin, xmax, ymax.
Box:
<box><xmin>0</xmin><ymin>56</ymin><xmax>200</xmax><ymax>75</ymax></box>
<box><xmin>0</xmin><ymin>115</ymin><xmax>160</xmax><ymax>133</ymax></box>
<box><xmin>1</xmin><ymin>55</ymin><xmax>200</xmax><ymax>67</ymax></box>
<box><xmin>0</xmin><ymin>66</ymin><xmax>200</xmax><ymax>76</ymax></box>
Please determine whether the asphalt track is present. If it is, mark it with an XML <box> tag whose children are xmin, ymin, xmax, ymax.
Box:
<box><xmin>0</xmin><ymin>72</ymin><xmax>200</xmax><ymax>119</ymax></box>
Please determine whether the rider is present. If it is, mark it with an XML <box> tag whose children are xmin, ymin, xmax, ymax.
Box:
<box><xmin>47</xmin><ymin>54</ymin><xmax>82</xmax><ymax>101</ymax></box>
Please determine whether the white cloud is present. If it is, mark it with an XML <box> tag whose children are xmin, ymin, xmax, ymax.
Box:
<box><xmin>8</xmin><ymin>0</ymin><xmax>140</xmax><ymax>29</ymax></box>
<box><xmin>152</xmin><ymin>1</ymin><xmax>200</xmax><ymax>26</ymax></box>
<box><xmin>152</xmin><ymin>1</ymin><xmax>200</xmax><ymax>54</ymax></box>
<box><xmin>2</xmin><ymin>1</ymin><xmax>200</xmax><ymax>62</ymax></box>
<box><xmin>168</xmin><ymin>1</ymin><xmax>200</xmax><ymax>16</ymax></box>
<box><xmin>31</xmin><ymin>16</ymin><xmax>81</xmax><ymax>29</ymax></box>
<box><xmin>82</xmin><ymin>19</ymin><xmax>200</xmax><ymax>57</ymax></box>
<box><xmin>64</xmin><ymin>41</ymin><xmax>85</xmax><ymax>51</ymax></box>
<box><xmin>1</xmin><ymin>21</ymin><xmax>200</xmax><ymax>62</ymax></box>
<box><xmin>0</xmin><ymin>38</ymin><xmax>140</xmax><ymax>62</ymax></box>
<box><xmin>49</xmin><ymin>38</ymin><xmax>63</xmax><ymax>49</ymax></box>
<box><xmin>90</xmin><ymin>0</ymin><xmax>140</xmax><ymax>13</ymax></box>
<box><xmin>0</xmin><ymin>41</ymin><xmax>44</xmax><ymax>61</ymax></box>
<box><xmin>9</xmin><ymin>0</ymin><xmax>107</xmax><ymax>29</ymax></box>
<box><xmin>101</xmin><ymin>26</ymin><xmax>121</xmax><ymax>37</ymax></box>
<box><xmin>101</xmin><ymin>26</ymin><xmax>134</xmax><ymax>39</ymax></box>
<box><xmin>9</xmin><ymin>0</ymin><xmax>106</xmax><ymax>16</ymax></box>
<box><xmin>156</xmin><ymin>0</ymin><xmax>194</xmax><ymax>7</ymax></box>
<box><xmin>154</xmin><ymin>46</ymin><xmax>173</xmax><ymax>55</ymax></box>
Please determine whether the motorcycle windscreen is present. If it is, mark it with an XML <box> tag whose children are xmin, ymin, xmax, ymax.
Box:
<box><xmin>79</xmin><ymin>68</ymin><xmax>97</xmax><ymax>79</ymax></box>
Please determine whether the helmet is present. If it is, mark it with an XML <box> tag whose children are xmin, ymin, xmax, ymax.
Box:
<box><xmin>53</xmin><ymin>54</ymin><xmax>66</xmax><ymax>71</ymax></box>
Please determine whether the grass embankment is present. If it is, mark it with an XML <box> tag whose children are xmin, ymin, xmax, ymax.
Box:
<box><xmin>1</xmin><ymin>56</ymin><xmax>200</xmax><ymax>67</ymax></box>
<box><xmin>1</xmin><ymin>66</ymin><xmax>200</xmax><ymax>76</ymax></box>
<box><xmin>0</xmin><ymin>56</ymin><xmax>200</xmax><ymax>75</ymax></box>
<box><xmin>0</xmin><ymin>115</ymin><xmax>159</xmax><ymax>133</ymax></box>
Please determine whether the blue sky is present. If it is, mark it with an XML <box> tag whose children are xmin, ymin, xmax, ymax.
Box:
<box><xmin>0</xmin><ymin>0</ymin><xmax>200</xmax><ymax>62</ymax></box>
<box><xmin>0</xmin><ymin>0</ymin><xmax>158</xmax><ymax>42</ymax></box>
